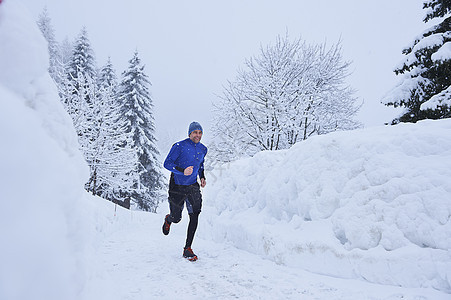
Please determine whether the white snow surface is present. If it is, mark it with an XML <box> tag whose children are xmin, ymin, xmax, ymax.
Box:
<box><xmin>82</xmin><ymin>203</ymin><xmax>450</xmax><ymax>300</ymax></box>
<box><xmin>202</xmin><ymin>120</ymin><xmax>451</xmax><ymax>293</ymax></box>
<box><xmin>432</xmin><ymin>41</ymin><xmax>451</xmax><ymax>62</ymax></box>
<box><xmin>0</xmin><ymin>1</ymin><xmax>89</xmax><ymax>300</ymax></box>
<box><xmin>1</xmin><ymin>2</ymin><xmax>451</xmax><ymax>300</ymax></box>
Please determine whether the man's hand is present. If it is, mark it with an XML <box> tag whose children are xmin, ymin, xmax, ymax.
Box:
<box><xmin>200</xmin><ymin>178</ymin><xmax>206</xmax><ymax>188</ymax></box>
<box><xmin>184</xmin><ymin>166</ymin><xmax>194</xmax><ymax>176</ymax></box>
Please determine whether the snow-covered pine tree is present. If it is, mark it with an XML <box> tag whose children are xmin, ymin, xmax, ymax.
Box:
<box><xmin>62</xmin><ymin>27</ymin><xmax>97</xmax><ymax>132</ymax></box>
<box><xmin>67</xmin><ymin>27</ymin><xmax>97</xmax><ymax>82</ymax></box>
<box><xmin>117</xmin><ymin>51</ymin><xmax>165</xmax><ymax>212</ymax></box>
<box><xmin>54</xmin><ymin>37</ymin><xmax>74</xmax><ymax>102</ymax></box>
<box><xmin>84</xmin><ymin>59</ymin><xmax>140</xmax><ymax>206</ymax></box>
<box><xmin>36</xmin><ymin>7</ymin><xmax>60</xmax><ymax>82</ymax></box>
<box><xmin>211</xmin><ymin>35</ymin><xmax>361</xmax><ymax>162</ymax></box>
<box><xmin>382</xmin><ymin>0</ymin><xmax>451</xmax><ymax>123</ymax></box>
<box><xmin>59</xmin><ymin>38</ymin><xmax>73</xmax><ymax>72</ymax></box>
<box><xmin>36</xmin><ymin>9</ymin><xmax>74</xmax><ymax>99</ymax></box>
<box><xmin>63</xmin><ymin>71</ymin><xmax>96</xmax><ymax>136</ymax></box>
<box><xmin>58</xmin><ymin>28</ymin><xmax>106</xmax><ymax>200</ymax></box>
<box><xmin>97</xmin><ymin>57</ymin><xmax>117</xmax><ymax>90</ymax></box>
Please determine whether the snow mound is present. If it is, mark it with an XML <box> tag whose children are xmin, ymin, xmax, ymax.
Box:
<box><xmin>0</xmin><ymin>2</ymin><xmax>89</xmax><ymax>300</ymax></box>
<box><xmin>0</xmin><ymin>0</ymin><xmax>48</xmax><ymax>95</ymax></box>
<box><xmin>202</xmin><ymin>120</ymin><xmax>451</xmax><ymax>292</ymax></box>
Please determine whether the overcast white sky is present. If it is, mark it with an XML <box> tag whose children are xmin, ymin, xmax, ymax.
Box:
<box><xmin>20</xmin><ymin>0</ymin><xmax>428</xmax><ymax>150</ymax></box>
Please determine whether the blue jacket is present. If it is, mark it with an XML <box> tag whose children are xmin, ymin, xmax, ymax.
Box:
<box><xmin>164</xmin><ymin>138</ymin><xmax>207</xmax><ymax>186</ymax></box>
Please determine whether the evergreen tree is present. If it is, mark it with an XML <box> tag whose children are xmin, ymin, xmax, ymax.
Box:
<box><xmin>117</xmin><ymin>51</ymin><xmax>165</xmax><ymax>211</ymax></box>
<box><xmin>36</xmin><ymin>7</ymin><xmax>60</xmax><ymax>82</ymax></box>
<box><xmin>85</xmin><ymin>59</ymin><xmax>139</xmax><ymax>204</ymax></box>
<box><xmin>382</xmin><ymin>1</ymin><xmax>451</xmax><ymax>123</ymax></box>
<box><xmin>37</xmin><ymin>9</ymin><xmax>75</xmax><ymax>98</ymax></box>
<box><xmin>63</xmin><ymin>71</ymin><xmax>96</xmax><ymax>135</ymax></box>
<box><xmin>59</xmin><ymin>28</ymin><xmax>104</xmax><ymax>200</ymax></box>
<box><xmin>424</xmin><ymin>0</ymin><xmax>451</xmax><ymax>21</ymax></box>
<box><xmin>98</xmin><ymin>57</ymin><xmax>118</xmax><ymax>90</ymax></box>
<box><xmin>58</xmin><ymin>38</ymin><xmax>74</xmax><ymax>80</ymax></box>
<box><xmin>35</xmin><ymin>19</ymin><xmax>155</xmax><ymax>209</ymax></box>
<box><xmin>67</xmin><ymin>27</ymin><xmax>97</xmax><ymax>86</ymax></box>
<box><xmin>62</xmin><ymin>27</ymin><xmax>97</xmax><ymax>130</ymax></box>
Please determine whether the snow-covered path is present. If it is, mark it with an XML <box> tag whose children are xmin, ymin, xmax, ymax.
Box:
<box><xmin>84</xmin><ymin>209</ymin><xmax>449</xmax><ymax>300</ymax></box>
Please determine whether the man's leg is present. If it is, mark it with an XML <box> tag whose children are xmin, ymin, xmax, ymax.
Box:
<box><xmin>185</xmin><ymin>212</ymin><xmax>199</xmax><ymax>248</ymax></box>
<box><xmin>184</xmin><ymin>183</ymin><xmax>203</xmax><ymax>248</ymax></box>
<box><xmin>162</xmin><ymin>185</ymin><xmax>185</xmax><ymax>235</ymax></box>
<box><xmin>168</xmin><ymin>185</ymin><xmax>186</xmax><ymax>223</ymax></box>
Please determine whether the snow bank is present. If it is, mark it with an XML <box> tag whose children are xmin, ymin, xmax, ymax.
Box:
<box><xmin>0</xmin><ymin>2</ymin><xmax>90</xmax><ymax>299</ymax></box>
<box><xmin>201</xmin><ymin>120</ymin><xmax>451</xmax><ymax>293</ymax></box>
<box><xmin>78</xmin><ymin>194</ymin><xmax>151</xmax><ymax>300</ymax></box>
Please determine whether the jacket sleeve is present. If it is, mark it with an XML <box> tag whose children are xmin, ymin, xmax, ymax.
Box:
<box><xmin>198</xmin><ymin>166</ymin><xmax>205</xmax><ymax>180</ymax></box>
<box><xmin>164</xmin><ymin>143</ymin><xmax>185</xmax><ymax>175</ymax></box>
<box><xmin>198</xmin><ymin>147</ymin><xmax>207</xmax><ymax>180</ymax></box>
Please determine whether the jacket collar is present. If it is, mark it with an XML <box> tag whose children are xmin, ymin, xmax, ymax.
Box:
<box><xmin>185</xmin><ymin>137</ymin><xmax>198</xmax><ymax>145</ymax></box>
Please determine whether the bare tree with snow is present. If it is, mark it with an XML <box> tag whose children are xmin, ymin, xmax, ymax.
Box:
<box><xmin>210</xmin><ymin>35</ymin><xmax>361</xmax><ymax>162</ymax></box>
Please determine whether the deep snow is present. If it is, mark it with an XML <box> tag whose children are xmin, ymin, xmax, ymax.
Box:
<box><xmin>201</xmin><ymin>120</ymin><xmax>451</xmax><ymax>293</ymax></box>
<box><xmin>0</xmin><ymin>1</ymin><xmax>450</xmax><ymax>299</ymax></box>
<box><xmin>82</xmin><ymin>202</ymin><xmax>451</xmax><ymax>300</ymax></box>
<box><xmin>0</xmin><ymin>2</ymin><xmax>89</xmax><ymax>300</ymax></box>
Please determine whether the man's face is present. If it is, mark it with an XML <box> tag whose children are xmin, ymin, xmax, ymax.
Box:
<box><xmin>189</xmin><ymin>130</ymin><xmax>203</xmax><ymax>143</ymax></box>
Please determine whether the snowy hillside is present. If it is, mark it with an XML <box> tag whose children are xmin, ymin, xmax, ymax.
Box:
<box><xmin>202</xmin><ymin>119</ymin><xmax>451</xmax><ymax>292</ymax></box>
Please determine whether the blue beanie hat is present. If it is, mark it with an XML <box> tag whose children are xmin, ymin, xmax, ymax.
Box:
<box><xmin>188</xmin><ymin>121</ymin><xmax>203</xmax><ymax>136</ymax></box>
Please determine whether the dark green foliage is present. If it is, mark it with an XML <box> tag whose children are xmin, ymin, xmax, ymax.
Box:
<box><xmin>423</xmin><ymin>0</ymin><xmax>451</xmax><ymax>22</ymax></box>
<box><xmin>384</xmin><ymin>2</ymin><xmax>451</xmax><ymax>123</ymax></box>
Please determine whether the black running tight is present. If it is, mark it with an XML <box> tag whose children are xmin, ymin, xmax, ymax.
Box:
<box><xmin>185</xmin><ymin>212</ymin><xmax>199</xmax><ymax>248</ymax></box>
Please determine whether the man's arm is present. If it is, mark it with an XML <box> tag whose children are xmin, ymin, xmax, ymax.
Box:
<box><xmin>198</xmin><ymin>149</ymin><xmax>206</xmax><ymax>187</ymax></box>
<box><xmin>198</xmin><ymin>168</ymin><xmax>205</xmax><ymax>180</ymax></box>
<box><xmin>198</xmin><ymin>154</ymin><xmax>206</xmax><ymax>180</ymax></box>
<box><xmin>163</xmin><ymin>143</ymin><xmax>185</xmax><ymax>175</ymax></box>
